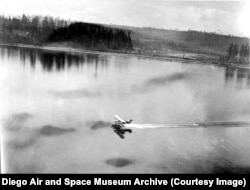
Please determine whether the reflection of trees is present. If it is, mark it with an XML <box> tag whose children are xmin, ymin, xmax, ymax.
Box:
<box><xmin>236</xmin><ymin>68</ymin><xmax>248</xmax><ymax>80</ymax></box>
<box><xmin>0</xmin><ymin>47</ymin><xmax>5</xmax><ymax>57</ymax></box>
<box><xmin>0</xmin><ymin>46</ymin><xmax>109</xmax><ymax>76</ymax></box>
<box><xmin>0</xmin><ymin>46</ymin><xmax>24</xmax><ymax>62</ymax></box>
<box><xmin>6</xmin><ymin>47</ymin><xmax>19</xmax><ymax>60</ymax></box>
<box><xmin>40</xmin><ymin>53</ymin><xmax>54</xmax><ymax>71</ymax></box>
<box><xmin>54</xmin><ymin>53</ymin><xmax>66</xmax><ymax>70</ymax></box>
<box><xmin>20</xmin><ymin>48</ymin><xmax>37</xmax><ymax>68</ymax></box>
<box><xmin>38</xmin><ymin>51</ymin><xmax>108</xmax><ymax>73</ymax></box>
<box><xmin>2</xmin><ymin>47</ymin><xmax>38</xmax><ymax>68</ymax></box>
<box><xmin>248</xmin><ymin>72</ymin><xmax>250</xmax><ymax>87</ymax></box>
<box><xmin>225</xmin><ymin>67</ymin><xmax>235</xmax><ymax>80</ymax></box>
<box><xmin>225</xmin><ymin>67</ymin><xmax>250</xmax><ymax>87</ymax></box>
<box><xmin>29</xmin><ymin>50</ymin><xmax>37</xmax><ymax>67</ymax></box>
<box><xmin>19</xmin><ymin>49</ymin><xmax>26</xmax><ymax>64</ymax></box>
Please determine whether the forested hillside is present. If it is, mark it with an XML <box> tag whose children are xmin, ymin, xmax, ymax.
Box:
<box><xmin>0</xmin><ymin>15</ymin><xmax>133</xmax><ymax>50</ymax></box>
<box><xmin>47</xmin><ymin>22</ymin><xmax>133</xmax><ymax>50</ymax></box>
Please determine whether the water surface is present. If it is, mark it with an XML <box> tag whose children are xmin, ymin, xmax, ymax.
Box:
<box><xmin>0</xmin><ymin>46</ymin><xmax>250</xmax><ymax>173</ymax></box>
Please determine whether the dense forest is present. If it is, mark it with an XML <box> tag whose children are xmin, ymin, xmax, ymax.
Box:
<box><xmin>0</xmin><ymin>14</ymin><xmax>69</xmax><ymax>44</ymax></box>
<box><xmin>47</xmin><ymin>22</ymin><xmax>133</xmax><ymax>50</ymax></box>
<box><xmin>0</xmin><ymin>14</ymin><xmax>133</xmax><ymax>50</ymax></box>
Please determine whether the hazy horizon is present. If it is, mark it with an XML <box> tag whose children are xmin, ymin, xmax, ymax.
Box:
<box><xmin>0</xmin><ymin>0</ymin><xmax>249</xmax><ymax>38</ymax></box>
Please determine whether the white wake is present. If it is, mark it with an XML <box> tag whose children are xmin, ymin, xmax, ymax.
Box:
<box><xmin>124</xmin><ymin>121</ymin><xmax>250</xmax><ymax>129</ymax></box>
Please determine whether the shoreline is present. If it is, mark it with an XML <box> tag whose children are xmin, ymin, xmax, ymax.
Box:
<box><xmin>0</xmin><ymin>43</ymin><xmax>249</xmax><ymax>69</ymax></box>
<box><xmin>0</xmin><ymin>42</ymin><xmax>198</xmax><ymax>62</ymax></box>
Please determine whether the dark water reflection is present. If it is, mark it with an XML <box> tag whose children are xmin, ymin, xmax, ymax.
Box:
<box><xmin>1</xmin><ymin>46</ymin><xmax>108</xmax><ymax>72</ymax></box>
<box><xmin>225</xmin><ymin>67</ymin><xmax>250</xmax><ymax>88</ymax></box>
<box><xmin>39</xmin><ymin>51</ymin><xmax>107</xmax><ymax>71</ymax></box>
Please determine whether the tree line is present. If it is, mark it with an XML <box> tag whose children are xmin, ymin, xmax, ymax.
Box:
<box><xmin>0</xmin><ymin>14</ymin><xmax>69</xmax><ymax>43</ymax></box>
<box><xmin>0</xmin><ymin>14</ymin><xmax>133</xmax><ymax>50</ymax></box>
<box><xmin>227</xmin><ymin>43</ymin><xmax>249</xmax><ymax>64</ymax></box>
<box><xmin>47</xmin><ymin>22</ymin><xmax>133</xmax><ymax>50</ymax></box>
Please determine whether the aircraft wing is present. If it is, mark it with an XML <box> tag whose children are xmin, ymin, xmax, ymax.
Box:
<box><xmin>114</xmin><ymin>115</ymin><xmax>126</xmax><ymax>124</ymax></box>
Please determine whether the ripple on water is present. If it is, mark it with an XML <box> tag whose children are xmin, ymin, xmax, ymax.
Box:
<box><xmin>90</xmin><ymin>121</ymin><xmax>111</xmax><ymax>130</ymax></box>
<box><xmin>106</xmin><ymin>158</ymin><xmax>134</xmax><ymax>167</ymax></box>
<box><xmin>39</xmin><ymin>125</ymin><xmax>75</xmax><ymax>136</ymax></box>
<box><xmin>5</xmin><ymin>113</ymin><xmax>33</xmax><ymax>132</ymax></box>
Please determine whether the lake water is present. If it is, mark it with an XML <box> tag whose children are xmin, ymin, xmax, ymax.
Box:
<box><xmin>0</xmin><ymin>45</ymin><xmax>250</xmax><ymax>173</ymax></box>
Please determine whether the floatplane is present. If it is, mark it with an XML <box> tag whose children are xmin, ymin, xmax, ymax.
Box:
<box><xmin>111</xmin><ymin>115</ymin><xmax>133</xmax><ymax>139</ymax></box>
<box><xmin>111</xmin><ymin>115</ymin><xmax>250</xmax><ymax>139</ymax></box>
